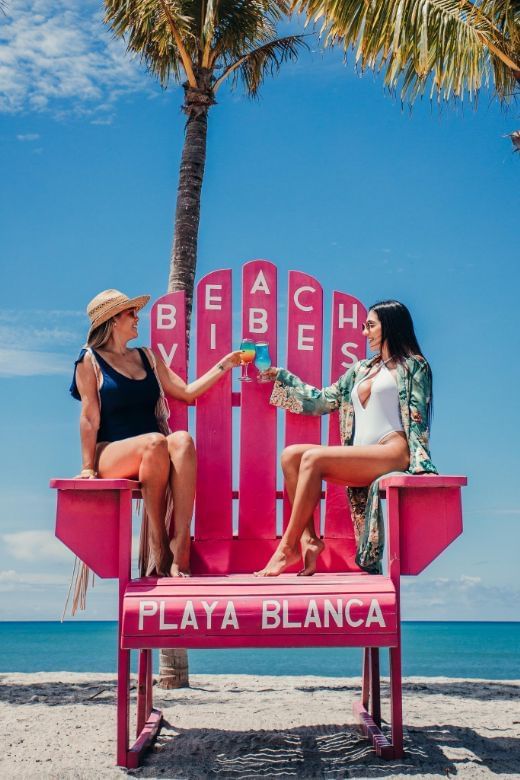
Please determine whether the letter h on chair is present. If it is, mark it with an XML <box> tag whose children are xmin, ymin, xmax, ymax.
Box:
<box><xmin>51</xmin><ymin>260</ymin><xmax>466</xmax><ymax>767</ymax></box>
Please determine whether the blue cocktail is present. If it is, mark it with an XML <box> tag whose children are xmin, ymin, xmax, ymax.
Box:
<box><xmin>254</xmin><ymin>341</ymin><xmax>272</xmax><ymax>381</ymax></box>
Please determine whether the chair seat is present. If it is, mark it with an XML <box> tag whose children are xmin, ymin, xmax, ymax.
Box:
<box><xmin>121</xmin><ymin>573</ymin><xmax>398</xmax><ymax>649</ymax></box>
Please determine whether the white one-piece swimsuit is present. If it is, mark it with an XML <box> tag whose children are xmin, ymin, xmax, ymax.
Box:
<box><xmin>352</xmin><ymin>362</ymin><xmax>404</xmax><ymax>446</ymax></box>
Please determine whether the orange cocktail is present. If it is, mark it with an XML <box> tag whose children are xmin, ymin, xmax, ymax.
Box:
<box><xmin>239</xmin><ymin>338</ymin><xmax>256</xmax><ymax>382</ymax></box>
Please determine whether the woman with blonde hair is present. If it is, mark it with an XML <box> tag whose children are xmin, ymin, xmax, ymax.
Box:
<box><xmin>71</xmin><ymin>289</ymin><xmax>242</xmax><ymax>577</ymax></box>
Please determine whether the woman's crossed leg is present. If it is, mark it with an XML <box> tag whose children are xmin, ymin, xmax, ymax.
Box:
<box><xmin>97</xmin><ymin>430</ymin><xmax>196</xmax><ymax>577</ymax></box>
<box><xmin>255</xmin><ymin>435</ymin><xmax>410</xmax><ymax>577</ymax></box>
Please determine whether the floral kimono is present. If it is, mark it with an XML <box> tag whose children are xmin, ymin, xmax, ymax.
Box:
<box><xmin>270</xmin><ymin>354</ymin><xmax>437</xmax><ymax>573</ymax></box>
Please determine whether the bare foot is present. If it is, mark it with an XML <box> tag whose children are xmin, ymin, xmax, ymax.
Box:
<box><xmin>170</xmin><ymin>562</ymin><xmax>191</xmax><ymax>578</ymax></box>
<box><xmin>147</xmin><ymin>546</ymin><xmax>172</xmax><ymax>578</ymax></box>
<box><xmin>298</xmin><ymin>537</ymin><xmax>325</xmax><ymax>576</ymax></box>
<box><xmin>254</xmin><ymin>543</ymin><xmax>300</xmax><ymax>577</ymax></box>
<box><xmin>169</xmin><ymin>529</ymin><xmax>191</xmax><ymax>578</ymax></box>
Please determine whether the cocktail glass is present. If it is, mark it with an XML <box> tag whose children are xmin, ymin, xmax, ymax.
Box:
<box><xmin>254</xmin><ymin>341</ymin><xmax>272</xmax><ymax>382</ymax></box>
<box><xmin>239</xmin><ymin>338</ymin><xmax>256</xmax><ymax>382</ymax></box>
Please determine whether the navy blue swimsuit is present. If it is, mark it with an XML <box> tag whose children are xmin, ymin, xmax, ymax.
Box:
<box><xmin>70</xmin><ymin>348</ymin><xmax>161</xmax><ymax>443</ymax></box>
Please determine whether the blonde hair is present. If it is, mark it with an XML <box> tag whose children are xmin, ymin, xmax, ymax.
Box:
<box><xmin>87</xmin><ymin>318</ymin><xmax>114</xmax><ymax>349</ymax></box>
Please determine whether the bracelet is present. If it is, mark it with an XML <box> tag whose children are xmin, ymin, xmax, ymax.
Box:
<box><xmin>217</xmin><ymin>362</ymin><xmax>226</xmax><ymax>372</ymax></box>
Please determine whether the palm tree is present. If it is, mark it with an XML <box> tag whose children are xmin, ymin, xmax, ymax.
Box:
<box><xmin>104</xmin><ymin>0</ymin><xmax>306</xmax><ymax>689</ymax></box>
<box><xmin>292</xmin><ymin>0</ymin><xmax>520</xmax><ymax>104</ymax></box>
<box><xmin>105</xmin><ymin>0</ymin><xmax>307</xmax><ymax>344</ymax></box>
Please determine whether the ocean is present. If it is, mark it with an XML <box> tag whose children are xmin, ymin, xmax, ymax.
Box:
<box><xmin>0</xmin><ymin>621</ymin><xmax>518</xmax><ymax>678</ymax></box>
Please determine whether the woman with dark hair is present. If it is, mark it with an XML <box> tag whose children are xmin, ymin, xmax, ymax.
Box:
<box><xmin>71</xmin><ymin>289</ymin><xmax>242</xmax><ymax>579</ymax></box>
<box><xmin>255</xmin><ymin>300</ymin><xmax>436</xmax><ymax>577</ymax></box>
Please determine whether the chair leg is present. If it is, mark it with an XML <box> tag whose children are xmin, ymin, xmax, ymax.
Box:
<box><xmin>117</xmin><ymin>645</ymin><xmax>131</xmax><ymax>767</ymax></box>
<box><xmin>146</xmin><ymin>649</ymin><xmax>153</xmax><ymax>720</ymax></box>
<box><xmin>370</xmin><ymin>648</ymin><xmax>381</xmax><ymax>728</ymax></box>
<box><xmin>389</xmin><ymin>645</ymin><xmax>404</xmax><ymax>757</ymax></box>
<box><xmin>361</xmin><ymin>648</ymin><xmax>370</xmax><ymax>709</ymax></box>
<box><xmin>137</xmin><ymin>650</ymin><xmax>149</xmax><ymax>737</ymax></box>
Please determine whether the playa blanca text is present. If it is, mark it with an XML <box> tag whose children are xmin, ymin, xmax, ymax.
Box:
<box><xmin>136</xmin><ymin>597</ymin><xmax>387</xmax><ymax>632</ymax></box>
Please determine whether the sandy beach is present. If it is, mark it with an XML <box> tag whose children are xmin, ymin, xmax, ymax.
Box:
<box><xmin>0</xmin><ymin>673</ymin><xmax>518</xmax><ymax>779</ymax></box>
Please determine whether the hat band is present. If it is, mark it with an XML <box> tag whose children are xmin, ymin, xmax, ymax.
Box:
<box><xmin>88</xmin><ymin>296</ymin><xmax>130</xmax><ymax>320</ymax></box>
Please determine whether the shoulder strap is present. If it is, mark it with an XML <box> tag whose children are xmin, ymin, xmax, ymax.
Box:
<box><xmin>141</xmin><ymin>346</ymin><xmax>157</xmax><ymax>370</ymax></box>
<box><xmin>85</xmin><ymin>347</ymin><xmax>103</xmax><ymax>395</ymax></box>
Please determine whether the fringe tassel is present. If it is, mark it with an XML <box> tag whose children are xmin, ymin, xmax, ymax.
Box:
<box><xmin>138</xmin><ymin>490</ymin><xmax>174</xmax><ymax>577</ymax></box>
<box><xmin>61</xmin><ymin>557</ymin><xmax>95</xmax><ymax>620</ymax></box>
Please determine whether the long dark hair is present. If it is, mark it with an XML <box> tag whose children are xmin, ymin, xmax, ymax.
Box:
<box><xmin>368</xmin><ymin>299</ymin><xmax>433</xmax><ymax>424</ymax></box>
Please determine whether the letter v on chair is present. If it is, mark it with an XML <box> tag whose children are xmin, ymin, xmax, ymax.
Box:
<box><xmin>51</xmin><ymin>260</ymin><xmax>466</xmax><ymax>768</ymax></box>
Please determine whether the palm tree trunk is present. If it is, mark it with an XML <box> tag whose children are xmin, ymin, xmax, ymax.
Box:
<box><xmin>168</xmin><ymin>74</ymin><xmax>214</xmax><ymax>350</ymax></box>
<box><xmin>157</xmin><ymin>647</ymin><xmax>189</xmax><ymax>689</ymax></box>
<box><xmin>160</xmin><ymin>72</ymin><xmax>215</xmax><ymax>691</ymax></box>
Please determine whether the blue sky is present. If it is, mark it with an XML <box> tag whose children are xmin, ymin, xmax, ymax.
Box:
<box><xmin>1</xmin><ymin>0</ymin><xmax>519</xmax><ymax>621</ymax></box>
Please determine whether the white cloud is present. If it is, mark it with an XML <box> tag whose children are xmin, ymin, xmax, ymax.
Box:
<box><xmin>0</xmin><ymin>308</ymin><xmax>84</xmax><ymax>376</ymax></box>
<box><xmin>0</xmin><ymin>569</ymin><xmax>70</xmax><ymax>591</ymax></box>
<box><xmin>3</xmin><ymin>530</ymin><xmax>72</xmax><ymax>562</ymax></box>
<box><xmin>0</xmin><ymin>308</ymin><xmax>84</xmax><ymax>322</ymax></box>
<box><xmin>16</xmin><ymin>132</ymin><xmax>40</xmax><ymax>141</ymax></box>
<box><xmin>0</xmin><ymin>348</ymin><xmax>71</xmax><ymax>376</ymax></box>
<box><xmin>401</xmin><ymin>575</ymin><xmax>520</xmax><ymax>621</ymax></box>
<box><xmin>0</xmin><ymin>0</ymin><xmax>153</xmax><ymax>116</ymax></box>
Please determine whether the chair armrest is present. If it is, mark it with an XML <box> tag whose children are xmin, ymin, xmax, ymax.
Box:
<box><xmin>50</xmin><ymin>478</ymin><xmax>140</xmax><ymax>490</ymax></box>
<box><xmin>50</xmin><ymin>478</ymin><xmax>138</xmax><ymax>578</ymax></box>
<box><xmin>379</xmin><ymin>474</ymin><xmax>467</xmax><ymax>490</ymax></box>
<box><xmin>383</xmin><ymin>474</ymin><xmax>467</xmax><ymax>576</ymax></box>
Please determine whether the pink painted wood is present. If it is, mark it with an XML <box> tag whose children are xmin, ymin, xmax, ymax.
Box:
<box><xmin>51</xmin><ymin>479</ymin><xmax>139</xmax><ymax>578</ymax></box>
<box><xmin>238</xmin><ymin>260</ymin><xmax>278</xmax><ymax>539</ymax></box>
<box><xmin>188</xmin><ymin>536</ymin><xmax>360</xmax><ymax>575</ymax></box>
<box><xmin>283</xmin><ymin>271</ymin><xmax>323</xmax><ymax>532</ymax></box>
<box><xmin>379</xmin><ymin>475</ymin><xmax>467</xmax><ymax>575</ymax></box>
<box><xmin>324</xmin><ymin>293</ymin><xmax>367</xmax><ymax>559</ymax></box>
<box><xmin>151</xmin><ymin>291</ymin><xmax>188</xmax><ymax>432</ymax></box>
<box><xmin>195</xmin><ymin>270</ymin><xmax>233</xmax><ymax>540</ymax></box>
<box><xmin>50</xmin><ymin>262</ymin><xmax>467</xmax><ymax>769</ymax></box>
<box><xmin>121</xmin><ymin>573</ymin><xmax>397</xmax><ymax>649</ymax></box>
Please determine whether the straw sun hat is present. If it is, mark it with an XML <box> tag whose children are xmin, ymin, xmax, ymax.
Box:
<box><xmin>86</xmin><ymin>289</ymin><xmax>150</xmax><ymax>341</ymax></box>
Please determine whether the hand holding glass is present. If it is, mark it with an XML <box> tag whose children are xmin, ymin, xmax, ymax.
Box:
<box><xmin>239</xmin><ymin>338</ymin><xmax>256</xmax><ymax>382</ymax></box>
<box><xmin>254</xmin><ymin>341</ymin><xmax>272</xmax><ymax>382</ymax></box>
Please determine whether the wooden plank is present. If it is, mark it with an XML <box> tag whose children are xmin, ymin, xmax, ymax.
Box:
<box><xmin>187</xmin><ymin>536</ymin><xmax>365</xmax><ymax>575</ymax></box>
<box><xmin>50</xmin><ymin>479</ymin><xmax>139</xmax><ymax>490</ymax></box>
<box><xmin>325</xmin><ymin>292</ymin><xmax>367</xmax><ymax>553</ymax></box>
<box><xmin>122</xmin><ymin>592</ymin><xmax>397</xmax><ymax>646</ymax></box>
<box><xmin>125</xmin><ymin>573</ymin><xmax>397</xmax><ymax>596</ymax></box>
<box><xmin>283</xmin><ymin>271</ymin><xmax>323</xmax><ymax>531</ymax></box>
<box><xmin>238</xmin><ymin>260</ymin><xmax>278</xmax><ymax>539</ymax></box>
<box><xmin>352</xmin><ymin>702</ymin><xmax>397</xmax><ymax>759</ymax></box>
<box><xmin>127</xmin><ymin>709</ymin><xmax>163</xmax><ymax>769</ymax></box>
<box><xmin>195</xmin><ymin>270</ymin><xmax>233</xmax><ymax>539</ymax></box>
<box><xmin>379</xmin><ymin>475</ymin><xmax>467</xmax><ymax>488</ymax></box>
<box><xmin>123</xmin><ymin>632</ymin><xmax>398</xmax><ymax>650</ymax></box>
<box><xmin>150</xmin><ymin>291</ymin><xmax>188</xmax><ymax>433</ymax></box>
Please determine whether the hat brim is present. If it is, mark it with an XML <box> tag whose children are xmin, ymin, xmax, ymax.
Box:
<box><xmin>86</xmin><ymin>294</ymin><xmax>150</xmax><ymax>342</ymax></box>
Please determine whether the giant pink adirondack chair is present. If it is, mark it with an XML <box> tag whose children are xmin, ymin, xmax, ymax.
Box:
<box><xmin>50</xmin><ymin>260</ymin><xmax>466</xmax><ymax>768</ymax></box>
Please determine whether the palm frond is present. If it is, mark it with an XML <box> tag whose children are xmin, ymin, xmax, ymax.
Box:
<box><xmin>214</xmin><ymin>34</ymin><xmax>308</xmax><ymax>96</ymax></box>
<box><xmin>205</xmin><ymin>1</ymin><xmax>283</xmax><ymax>66</ymax></box>
<box><xmin>104</xmin><ymin>0</ymin><xmax>196</xmax><ymax>85</ymax></box>
<box><xmin>292</xmin><ymin>0</ymin><xmax>520</xmax><ymax>103</ymax></box>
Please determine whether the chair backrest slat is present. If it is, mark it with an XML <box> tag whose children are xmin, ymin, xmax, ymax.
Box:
<box><xmin>151</xmin><ymin>265</ymin><xmax>369</xmax><ymax>572</ymax></box>
<box><xmin>238</xmin><ymin>260</ymin><xmax>278</xmax><ymax>539</ymax></box>
<box><xmin>151</xmin><ymin>292</ymin><xmax>188</xmax><ymax>432</ymax></box>
<box><xmin>324</xmin><ymin>292</ymin><xmax>366</xmax><ymax>555</ymax></box>
<box><xmin>194</xmin><ymin>270</ymin><xmax>233</xmax><ymax>539</ymax></box>
<box><xmin>283</xmin><ymin>271</ymin><xmax>324</xmax><ymax>531</ymax></box>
